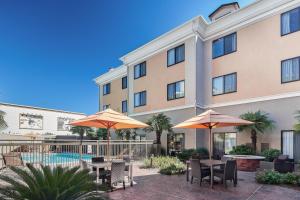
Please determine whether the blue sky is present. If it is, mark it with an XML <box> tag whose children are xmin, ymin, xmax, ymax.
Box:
<box><xmin>0</xmin><ymin>0</ymin><xmax>253</xmax><ymax>114</ymax></box>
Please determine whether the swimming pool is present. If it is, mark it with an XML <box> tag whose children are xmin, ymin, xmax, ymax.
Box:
<box><xmin>22</xmin><ymin>153</ymin><xmax>94</xmax><ymax>165</ymax></box>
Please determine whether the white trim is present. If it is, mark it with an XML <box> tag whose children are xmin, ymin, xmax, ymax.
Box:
<box><xmin>0</xmin><ymin>102</ymin><xmax>86</xmax><ymax>116</ymax></box>
<box><xmin>94</xmin><ymin>65</ymin><xmax>127</xmax><ymax>85</ymax></box>
<box><xmin>128</xmin><ymin>104</ymin><xmax>196</xmax><ymax>117</ymax></box>
<box><xmin>204</xmin><ymin>91</ymin><xmax>300</xmax><ymax>108</ymax></box>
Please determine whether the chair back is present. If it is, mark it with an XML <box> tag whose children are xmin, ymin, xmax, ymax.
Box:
<box><xmin>224</xmin><ymin>159</ymin><xmax>237</xmax><ymax>180</ymax></box>
<box><xmin>123</xmin><ymin>156</ymin><xmax>130</xmax><ymax>171</ymax></box>
<box><xmin>2</xmin><ymin>153</ymin><xmax>23</xmax><ymax>167</ymax></box>
<box><xmin>110</xmin><ymin>161</ymin><xmax>125</xmax><ymax>185</ymax></box>
<box><xmin>81</xmin><ymin>160</ymin><xmax>88</xmax><ymax>170</ymax></box>
<box><xmin>190</xmin><ymin>159</ymin><xmax>201</xmax><ymax>178</ymax></box>
<box><xmin>92</xmin><ymin>157</ymin><xmax>104</xmax><ymax>163</ymax></box>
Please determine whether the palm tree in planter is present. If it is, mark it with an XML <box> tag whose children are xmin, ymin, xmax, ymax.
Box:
<box><xmin>0</xmin><ymin>164</ymin><xmax>104</xmax><ymax>200</ymax></box>
<box><xmin>236</xmin><ymin>110</ymin><xmax>275</xmax><ymax>153</ymax></box>
<box><xmin>144</xmin><ymin>113</ymin><xmax>173</xmax><ymax>155</ymax></box>
<box><xmin>294</xmin><ymin>111</ymin><xmax>300</xmax><ymax>132</ymax></box>
<box><xmin>0</xmin><ymin>110</ymin><xmax>7</xmax><ymax>130</ymax></box>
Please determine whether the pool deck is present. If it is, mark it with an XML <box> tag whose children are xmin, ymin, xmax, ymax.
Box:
<box><xmin>104</xmin><ymin>162</ymin><xmax>300</xmax><ymax>200</ymax></box>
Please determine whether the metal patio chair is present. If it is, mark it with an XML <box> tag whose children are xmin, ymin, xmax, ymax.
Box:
<box><xmin>190</xmin><ymin>159</ymin><xmax>211</xmax><ymax>186</ymax></box>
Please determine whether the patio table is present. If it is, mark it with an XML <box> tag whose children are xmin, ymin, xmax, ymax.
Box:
<box><xmin>88</xmin><ymin>160</ymin><xmax>133</xmax><ymax>186</ymax></box>
<box><xmin>200</xmin><ymin>159</ymin><xmax>225</xmax><ymax>188</ymax></box>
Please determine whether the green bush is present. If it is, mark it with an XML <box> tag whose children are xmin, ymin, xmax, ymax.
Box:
<box><xmin>256</xmin><ymin>170</ymin><xmax>300</xmax><ymax>185</ymax></box>
<box><xmin>229</xmin><ymin>145</ymin><xmax>254</xmax><ymax>155</ymax></box>
<box><xmin>142</xmin><ymin>156</ymin><xmax>185</xmax><ymax>175</ymax></box>
<box><xmin>261</xmin><ymin>149</ymin><xmax>281</xmax><ymax>162</ymax></box>
<box><xmin>176</xmin><ymin>148</ymin><xmax>209</xmax><ymax>162</ymax></box>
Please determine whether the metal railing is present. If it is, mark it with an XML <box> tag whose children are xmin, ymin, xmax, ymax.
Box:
<box><xmin>0</xmin><ymin>139</ymin><xmax>154</xmax><ymax>169</ymax></box>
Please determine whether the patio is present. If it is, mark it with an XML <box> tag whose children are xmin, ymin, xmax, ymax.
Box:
<box><xmin>104</xmin><ymin>162</ymin><xmax>300</xmax><ymax>200</ymax></box>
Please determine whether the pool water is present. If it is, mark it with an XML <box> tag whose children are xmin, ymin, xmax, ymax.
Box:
<box><xmin>22</xmin><ymin>153</ymin><xmax>94</xmax><ymax>165</ymax></box>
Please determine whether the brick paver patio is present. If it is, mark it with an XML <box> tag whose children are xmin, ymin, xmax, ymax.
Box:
<box><xmin>105</xmin><ymin>163</ymin><xmax>300</xmax><ymax>200</ymax></box>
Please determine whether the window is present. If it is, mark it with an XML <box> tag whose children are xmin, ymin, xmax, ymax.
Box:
<box><xmin>134</xmin><ymin>62</ymin><xmax>146</xmax><ymax>79</ymax></box>
<box><xmin>281</xmin><ymin>57</ymin><xmax>300</xmax><ymax>83</ymax></box>
<box><xmin>212</xmin><ymin>33</ymin><xmax>237</xmax><ymax>59</ymax></box>
<box><xmin>167</xmin><ymin>133</ymin><xmax>185</xmax><ymax>155</ymax></box>
<box><xmin>134</xmin><ymin>91</ymin><xmax>146</xmax><ymax>107</ymax></box>
<box><xmin>281</xmin><ymin>7</ymin><xmax>300</xmax><ymax>36</ymax></box>
<box><xmin>122</xmin><ymin>100</ymin><xmax>127</xmax><ymax>113</ymax></box>
<box><xmin>212</xmin><ymin>73</ymin><xmax>237</xmax><ymax>96</ymax></box>
<box><xmin>103</xmin><ymin>83</ymin><xmax>110</xmax><ymax>95</ymax></box>
<box><xmin>122</xmin><ymin>76</ymin><xmax>127</xmax><ymax>89</ymax></box>
<box><xmin>103</xmin><ymin>104</ymin><xmax>110</xmax><ymax>110</ymax></box>
<box><xmin>167</xmin><ymin>44</ymin><xmax>185</xmax><ymax>66</ymax></box>
<box><xmin>167</xmin><ymin>80</ymin><xmax>185</xmax><ymax>100</ymax></box>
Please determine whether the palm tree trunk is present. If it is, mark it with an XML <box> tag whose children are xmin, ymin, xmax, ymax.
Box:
<box><xmin>156</xmin><ymin>131</ymin><xmax>161</xmax><ymax>155</ymax></box>
<box><xmin>251</xmin><ymin>129</ymin><xmax>257</xmax><ymax>153</ymax></box>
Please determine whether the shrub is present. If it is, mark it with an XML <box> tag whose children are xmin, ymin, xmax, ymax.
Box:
<box><xmin>177</xmin><ymin>148</ymin><xmax>209</xmax><ymax>162</ymax></box>
<box><xmin>256</xmin><ymin>170</ymin><xmax>282</xmax><ymax>184</ymax></box>
<box><xmin>261</xmin><ymin>149</ymin><xmax>281</xmax><ymax>162</ymax></box>
<box><xmin>256</xmin><ymin>170</ymin><xmax>300</xmax><ymax>185</ymax></box>
<box><xmin>142</xmin><ymin>156</ymin><xmax>185</xmax><ymax>175</ymax></box>
<box><xmin>229</xmin><ymin>145</ymin><xmax>254</xmax><ymax>155</ymax></box>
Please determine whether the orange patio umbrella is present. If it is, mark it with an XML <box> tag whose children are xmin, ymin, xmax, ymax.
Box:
<box><xmin>173</xmin><ymin>109</ymin><xmax>253</xmax><ymax>159</ymax></box>
<box><xmin>69</xmin><ymin>108</ymin><xmax>149</xmax><ymax>160</ymax></box>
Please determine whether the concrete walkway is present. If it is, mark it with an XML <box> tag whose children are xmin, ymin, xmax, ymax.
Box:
<box><xmin>105</xmin><ymin>164</ymin><xmax>300</xmax><ymax>200</ymax></box>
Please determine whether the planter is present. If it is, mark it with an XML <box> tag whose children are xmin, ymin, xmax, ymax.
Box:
<box><xmin>224</xmin><ymin>155</ymin><xmax>265</xmax><ymax>172</ymax></box>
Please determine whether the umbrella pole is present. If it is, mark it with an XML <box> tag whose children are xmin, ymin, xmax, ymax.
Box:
<box><xmin>209</xmin><ymin>126</ymin><xmax>212</xmax><ymax>160</ymax></box>
<box><xmin>107</xmin><ymin>128</ymin><xmax>110</xmax><ymax>161</ymax></box>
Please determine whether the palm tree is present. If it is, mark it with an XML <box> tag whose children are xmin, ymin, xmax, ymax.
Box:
<box><xmin>96</xmin><ymin>128</ymin><xmax>108</xmax><ymax>140</ymax></box>
<box><xmin>0</xmin><ymin>164</ymin><xmax>104</xmax><ymax>200</ymax></box>
<box><xmin>115</xmin><ymin>129</ymin><xmax>137</xmax><ymax>140</ymax></box>
<box><xmin>144</xmin><ymin>113</ymin><xmax>172</xmax><ymax>154</ymax></box>
<box><xmin>236</xmin><ymin>110</ymin><xmax>275</xmax><ymax>153</ymax></box>
<box><xmin>70</xmin><ymin>126</ymin><xmax>94</xmax><ymax>144</ymax></box>
<box><xmin>294</xmin><ymin>111</ymin><xmax>300</xmax><ymax>132</ymax></box>
<box><xmin>0</xmin><ymin>110</ymin><xmax>7</xmax><ymax>130</ymax></box>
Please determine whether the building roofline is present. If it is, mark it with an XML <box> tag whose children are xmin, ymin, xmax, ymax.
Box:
<box><xmin>208</xmin><ymin>2</ymin><xmax>240</xmax><ymax>18</ymax></box>
<box><xmin>94</xmin><ymin>65</ymin><xmax>127</xmax><ymax>85</ymax></box>
<box><xmin>0</xmin><ymin>102</ymin><xmax>86</xmax><ymax>116</ymax></box>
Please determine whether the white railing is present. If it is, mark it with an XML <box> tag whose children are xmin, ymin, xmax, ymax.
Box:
<box><xmin>0</xmin><ymin>139</ymin><xmax>154</xmax><ymax>169</ymax></box>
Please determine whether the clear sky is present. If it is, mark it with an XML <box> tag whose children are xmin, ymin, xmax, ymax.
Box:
<box><xmin>0</xmin><ymin>0</ymin><xmax>253</xmax><ymax>114</ymax></box>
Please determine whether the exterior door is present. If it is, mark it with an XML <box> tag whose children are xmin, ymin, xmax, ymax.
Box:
<box><xmin>213</xmin><ymin>132</ymin><xmax>236</xmax><ymax>159</ymax></box>
<box><xmin>167</xmin><ymin>133</ymin><xmax>185</xmax><ymax>156</ymax></box>
<box><xmin>282</xmin><ymin>130</ymin><xmax>300</xmax><ymax>161</ymax></box>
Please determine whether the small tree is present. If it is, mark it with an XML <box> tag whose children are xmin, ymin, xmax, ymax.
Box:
<box><xmin>70</xmin><ymin>126</ymin><xmax>94</xmax><ymax>144</ymax></box>
<box><xmin>236</xmin><ymin>111</ymin><xmax>275</xmax><ymax>153</ymax></box>
<box><xmin>96</xmin><ymin>128</ymin><xmax>108</xmax><ymax>140</ymax></box>
<box><xmin>144</xmin><ymin>113</ymin><xmax>172</xmax><ymax>154</ymax></box>
<box><xmin>294</xmin><ymin>111</ymin><xmax>300</xmax><ymax>132</ymax></box>
<box><xmin>0</xmin><ymin>110</ymin><xmax>7</xmax><ymax>130</ymax></box>
<box><xmin>115</xmin><ymin>129</ymin><xmax>137</xmax><ymax>140</ymax></box>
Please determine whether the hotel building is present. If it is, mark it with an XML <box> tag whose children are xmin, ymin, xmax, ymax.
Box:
<box><xmin>95</xmin><ymin>0</ymin><xmax>300</xmax><ymax>160</ymax></box>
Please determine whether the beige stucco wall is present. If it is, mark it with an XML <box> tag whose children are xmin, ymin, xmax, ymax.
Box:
<box><xmin>101</xmin><ymin>77</ymin><xmax>128</xmax><ymax>113</ymax></box>
<box><xmin>132</xmin><ymin>47</ymin><xmax>186</xmax><ymax>113</ymax></box>
<box><xmin>206</xmin><ymin>13</ymin><xmax>300</xmax><ymax>105</ymax></box>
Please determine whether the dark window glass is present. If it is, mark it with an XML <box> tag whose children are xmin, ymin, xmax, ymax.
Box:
<box><xmin>167</xmin><ymin>44</ymin><xmax>185</xmax><ymax>66</ymax></box>
<box><xmin>281</xmin><ymin>57</ymin><xmax>300</xmax><ymax>83</ymax></box>
<box><xmin>212</xmin><ymin>73</ymin><xmax>237</xmax><ymax>96</ymax></box>
<box><xmin>103</xmin><ymin>83</ymin><xmax>110</xmax><ymax>95</ymax></box>
<box><xmin>103</xmin><ymin>104</ymin><xmax>110</xmax><ymax>110</ymax></box>
<box><xmin>122</xmin><ymin>76</ymin><xmax>127</xmax><ymax>89</ymax></box>
<box><xmin>122</xmin><ymin>100</ymin><xmax>127</xmax><ymax>113</ymax></box>
<box><xmin>212</xmin><ymin>33</ymin><xmax>236</xmax><ymax>59</ymax></box>
<box><xmin>134</xmin><ymin>91</ymin><xmax>146</xmax><ymax>107</ymax></box>
<box><xmin>134</xmin><ymin>62</ymin><xmax>146</xmax><ymax>79</ymax></box>
<box><xmin>167</xmin><ymin>81</ymin><xmax>185</xmax><ymax>100</ymax></box>
<box><xmin>281</xmin><ymin>7</ymin><xmax>300</xmax><ymax>35</ymax></box>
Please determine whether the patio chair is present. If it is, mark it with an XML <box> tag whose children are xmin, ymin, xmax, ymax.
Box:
<box><xmin>2</xmin><ymin>153</ymin><xmax>24</xmax><ymax>167</ymax></box>
<box><xmin>190</xmin><ymin>159</ymin><xmax>211</xmax><ymax>186</ymax></box>
<box><xmin>123</xmin><ymin>155</ymin><xmax>131</xmax><ymax>182</ymax></box>
<box><xmin>274</xmin><ymin>155</ymin><xmax>294</xmax><ymax>173</ymax></box>
<box><xmin>214</xmin><ymin>159</ymin><xmax>237</xmax><ymax>188</ymax></box>
<box><xmin>92</xmin><ymin>156</ymin><xmax>110</xmax><ymax>183</ymax></box>
<box><xmin>213</xmin><ymin>156</ymin><xmax>233</xmax><ymax>173</ymax></box>
<box><xmin>107</xmin><ymin>161</ymin><xmax>126</xmax><ymax>191</ymax></box>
